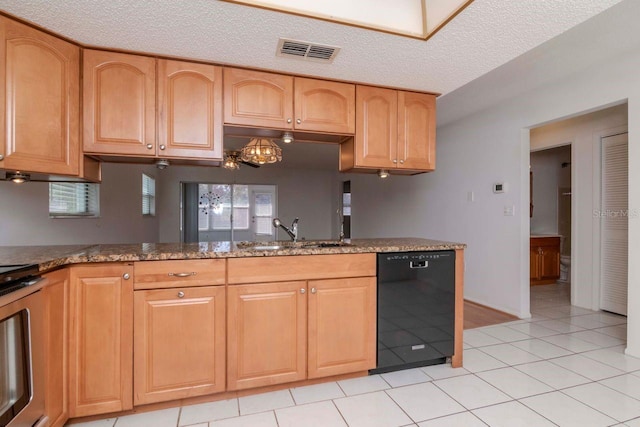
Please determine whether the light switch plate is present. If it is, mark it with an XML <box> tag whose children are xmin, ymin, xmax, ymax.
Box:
<box><xmin>503</xmin><ymin>205</ymin><xmax>515</xmax><ymax>216</ymax></box>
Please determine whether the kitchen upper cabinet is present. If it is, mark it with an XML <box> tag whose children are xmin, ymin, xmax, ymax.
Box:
<box><xmin>530</xmin><ymin>236</ymin><xmax>561</xmax><ymax>285</ymax></box>
<box><xmin>0</xmin><ymin>17</ymin><xmax>80</xmax><ymax>176</ymax></box>
<box><xmin>340</xmin><ymin>86</ymin><xmax>436</xmax><ymax>173</ymax></box>
<box><xmin>227</xmin><ymin>281</ymin><xmax>307</xmax><ymax>390</ymax></box>
<box><xmin>397</xmin><ymin>91</ymin><xmax>435</xmax><ymax>170</ymax></box>
<box><xmin>157</xmin><ymin>60</ymin><xmax>223</xmax><ymax>160</ymax></box>
<box><xmin>43</xmin><ymin>269</ymin><xmax>70</xmax><ymax>427</ymax></box>
<box><xmin>83</xmin><ymin>50</ymin><xmax>156</xmax><ymax>156</ymax></box>
<box><xmin>133</xmin><ymin>286</ymin><xmax>226</xmax><ymax>405</ymax></box>
<box><xmin>307</xmin><ymin>277</ymin><xmax>376</xmax><ymax>379</ymax></box>
<box><xmin>224</xmin><ymin>68</ymin><xmax>355</xmax><ymax>134</ymax></box>
<box><xmin>224</xmin><ymin>68</ymin><xmax>294</xmax><ymax>129</ymax></box>
<box><xmin>294</xmin><ymin>77</ymin><xmax>355</xmax><ymax>134</ymax></box>
<box><xmin>68</xmin><ymin>264</ymin><xmax>134</xmax><ymax>418</ymax></box>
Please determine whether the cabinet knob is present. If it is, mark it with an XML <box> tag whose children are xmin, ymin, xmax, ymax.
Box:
<box><xmin>122</xmin><ymin>273</ymin><xmax>130</xmax><ymax>280</ymax></box>
<box><xmin>0</xmin><ymin>154</ymin><xmax>4</xmax><ymax>161</ymax></box>
<box><xmin>399</xmin><ymin>160</ymin><xmax>404</xmax><ymax>164</ymax></box>
<box><xmin>287</xmin><ymin>118</ymin><xmax>292</xmax><ymax>124</ymax></box>
<box><xmin>393</xmin><ymin>159</ymin><xmax>398</xmax><ymax>164</ymax></box>
<box><xmin>311</xmin><ymin>287</ymin><xmax>317</xmax><ymax>294</ymax></box>
<box><xmin>177</xmin><ymin>291</ymin><xmax>185</xmax><ymax>298</ymax></box>
<box><xmin>146</xmin><ymin>144</ymin><xmax>153</xmax><ymax>150</ymax></box>
<box><xmin>159</xmin><ymin>145</ymin><xmax>166</xmax><ymax>150</ymax></box>
<box><xmin>300</xmin><ymin>288</ymin><xmax>306</xmax><ymax>294</ymax></box>
<box><xmin>296</xmin><ymin>119</ymin><xmax>301</xmax><ymax>124</ymax></box>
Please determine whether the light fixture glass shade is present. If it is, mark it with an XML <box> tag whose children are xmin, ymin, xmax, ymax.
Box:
<box><xmin>223</xmin><ymin>152</ymin><xmax>241</xmax><ymax>170</ymax></box>
<box><xmin>378</xmin><ymin>169</ymin><xmax>389</xmax><ymax>179</ymax></box>
<box><xmin>282</xmin><ymin>131</ymin><xmax>294</xmax><ymax>144</ymax></box>
<box><xmin>240</xmin><ymin>138</ymin><xmax>282</xmax><ymax>165</ymax></box>
<box><xmin>9</xmin><ymin>171</ymin><xmax>30</xmax><ymax>183</ymax></box>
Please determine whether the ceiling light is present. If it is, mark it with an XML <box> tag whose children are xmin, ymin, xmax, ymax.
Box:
<box><xmin>8</xmin><ymin>171</ymin><xmax>30</xmax><ymax>184</ymax></box>
<box><xmin>240</xmin><ymin>138</ymin><xmax>282</xmax><ymax>165</ymax></box>
<box><xmin>282</xmin><ymin>131</ymin><xmax>294</xmax><ymax>144</ymax></box>
<box><xmin>223</xmin><ymin>152</ymin><xmax>241</xmax><ymax>170</ymax></box>
<box><xmin>156</xmin><ymin>159</ymin><xmax>170</xmax><ymax>169</ymax></box>
<box><xmin>378</xmin><ymin>169</ymin><xmax>389</xmax><ymax>179</ymax></box>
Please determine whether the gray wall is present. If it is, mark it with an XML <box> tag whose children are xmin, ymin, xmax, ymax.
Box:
<box><xmin>530</xmin><ymin>145</ymin><xmax>571</xmax><ymax>235</ymax></box>
<box><xmin>0</xmin><ymin>163</ymin><xmax>160</xmax><ymax>246</ymax></box>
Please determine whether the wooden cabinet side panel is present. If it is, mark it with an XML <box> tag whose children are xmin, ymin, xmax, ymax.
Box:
<box><xmin>227</xmin><ymin>281</ymin><xmax>307</xmax><ymax>390</ymax></box>
<box><xmin>451</xmin><ymin>249</ymin><xmax>464</xmax><ymax>368</ymax></box>
<box><xmin>134</xmin><ymin>286</ymin><xmax>225</xmax><ymax>405</ymax></box>
<box><xmin>355</xmin><ymin>85</ymin><xmax>397</xmax><ymax>168</ymax></box>
<box><xmin>398</xmin><ymin>91</ymin><xmax>435</xmax><ymax>170</ymax></box>
<box><xmin>0</xmin><ymin>17</ymin><xmax>80</xmax><ymax>175</ymax></box>
<box><xmin>307</xmin><ymin>277</ymin><xmax>376</xmax><ymax>378</ymax></box>
<box><xmin>68</xmin><ymin>264</ymin><xmax>133</xmax><ymax>417</ymax></box>
<box><xmin>158</xmin><ymin>60</ymin><xmax>222</xmax><ymax>160</ymax></box>
<box><xmin>294</xmin><ymin>78</ymin><xmax>355</xmax><ymax>134</ymax></box>
<box><xmin>83</xmin><ymin>50</ymin><xmax>155</xmax><ymax>156</ymax></box>
<box><xmin>43</xmin><ymin>269</ymin><xmax>70</xmax><ymax>427</ymax></box>
<box><xmin>223</xmin><ymin>67</ymin><xmax>293</xmax><ymax>129</ymax></box>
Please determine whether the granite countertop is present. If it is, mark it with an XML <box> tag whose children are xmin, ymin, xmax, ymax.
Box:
<box><xmin>0</xmin><ymin>238</ymin><xmax>466</xmax><ymax>272</ymax></box>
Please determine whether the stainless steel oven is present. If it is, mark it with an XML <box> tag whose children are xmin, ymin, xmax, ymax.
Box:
<box><xmin>0</xmin><ymin>265</ymin><xmax>47</xmax><ymax>427</ymax></box>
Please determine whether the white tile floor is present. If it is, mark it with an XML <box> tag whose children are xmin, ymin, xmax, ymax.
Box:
<box><xmin>68</xmin><ymin>283</ymin><xmax>640</xmax><ymax>427</ymax></box>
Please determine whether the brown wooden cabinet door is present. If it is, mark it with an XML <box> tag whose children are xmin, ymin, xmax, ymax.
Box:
<box><xmin>354</xmin><ymin>85</ymin><xmax>397</xmax><ymax>169</ymax></box>
<box><xmin>294</xmin><ymin>78</ymin><xmax>355</xmax><ymax>134</ymax></box>
<box><xmin>530</xmin><ymin>247</ymin><xmax>541</xmax><ymax>281</ymax></box>
<box><xmin>43</xmin><ymin>269</ymin><xmax>70</xmax><ymax>427</ymax></box>
<box><xmin>68</xmin><ymin>264</ymin><xmax>133</xmax><ymax>417</ymax></box>
<box><xmin>540</xmin><ymin>245</ymin><xmax>561</xmax><ymax>280</ymax></box>
<box><xmin>223</xmin><ymin>68</ymin><xmax>293</xmax><ymax>129</ymax></box>
<box><xmin>158</xmin><ymin>60</ymin><xmax>222</xmax><ymax>160</ymax></box>
<box><xmin>83</xmin><ymin>50</ymin><xmax>155</xmax><ymax>156</ymax></box>
<box><xmin>227</xmin><ymin>281</ymin><xmax>306</xmax><ymax>390</ymax></box>
<box><xmin>398</xmin><ymin>91</ymin><xmax>435</xmax><ymax>170</ymax></box>
<box><xmin>0</xmin><ymin>17</ymin><xmax>79</xmax><ymax>176</ymax></box>
<box><xmin>134</xmin><ymin>286</ymin><xmax>225</xmax><ymax>405</ymax></box>
<box><xmin>307</xmin><ymin>277</ymin><xmax>376</xmax><ymax>379</ymax></box>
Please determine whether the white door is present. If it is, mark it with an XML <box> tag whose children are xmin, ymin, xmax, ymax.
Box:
<box><xmin>250</xmin><ymin>185</ymin><xmax>277</xmax><ymax>242</ymax></box>
<box><xmin>600</xmin><ymin>132</ymin><xmax>628</xmax><ymax>315</ymax></box>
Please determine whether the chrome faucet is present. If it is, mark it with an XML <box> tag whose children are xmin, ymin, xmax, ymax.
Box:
<box><xmin>273</xmin><ymin>217</ymin><xmax>299</xmax><ymax>242</ymax></box>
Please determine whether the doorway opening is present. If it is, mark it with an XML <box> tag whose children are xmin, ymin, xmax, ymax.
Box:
<box><xmin>181</xmin><ymin>183</ymin><xmax>277</xmax><ymax>243</ymax></box>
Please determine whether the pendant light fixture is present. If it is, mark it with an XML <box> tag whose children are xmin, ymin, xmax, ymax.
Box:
<box><xmin>240</xmin><ymin>138</ymin><xmax>282</xmax><ymax>165</ymax></box>
<box><xmin>223</xmin><ymin>151</ymin><xmax>241</xmax><ymax>170</ymax></box>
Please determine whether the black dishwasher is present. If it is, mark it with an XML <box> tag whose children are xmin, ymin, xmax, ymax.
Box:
<box><xmin>371</xmin><ymin>251</ymin><xmax>455</xmax><ymax>374</ymax></box>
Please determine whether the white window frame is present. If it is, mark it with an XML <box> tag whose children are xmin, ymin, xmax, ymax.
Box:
<box><xmin>142</xmin><ymin>173</ymin><xmax>156</xmax><ymax>216</ymax></box>
<box><xmin>49</xmin><ymin>183</ymin><xmax>100</xmax><ymax>218</ymax></box>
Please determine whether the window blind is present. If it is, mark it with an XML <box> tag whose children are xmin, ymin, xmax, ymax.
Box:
<box><xmin>142</xmin><ymin>174</ymin><xmax>156</xmax><ymax>216</ymax></box>
<box><xmin>49</xmin><ymin>183</ymin><xmax>100</xmax><ymax>217</ymax></box>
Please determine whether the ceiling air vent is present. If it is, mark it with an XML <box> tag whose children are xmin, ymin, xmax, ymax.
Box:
<box><xmin>277</xmin><ymin>38</ymin><xmax>340</xmax><ymax>63</ymax></box>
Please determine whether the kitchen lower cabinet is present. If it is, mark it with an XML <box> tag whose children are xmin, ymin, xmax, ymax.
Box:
<box><xmin>227</xmin><ymin>281</ymin><xmax>307</xmax><ymax>390</ymax></box>
<box><xmin>307</xmin><ymin>277</ymin><xmax>376</xmax><ymax>379</ymax></box>
<box><xmin>133</xmin><ymin>286</ymin><xmax>226</xmax><ymax>405</ymax></box>
<box><xmin>43</xmin><ymin>269</ymin><xmax>70</xmax><ymax>427</ymax></box>
<box><xmin>68</xmin><ymin>264</ymin><xmax>134</xmax><ymax>418</ymax></box>
<box><xmin>530</xmin><ymin>236</ymin><xmax>561</xmax><ymax>285</ymax></box>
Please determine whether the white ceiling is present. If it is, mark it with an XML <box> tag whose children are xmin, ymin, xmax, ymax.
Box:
<box><xmin>0</xmin><ymin>0</ymin><xmax>626</xmax><ymax>97</ymax></box>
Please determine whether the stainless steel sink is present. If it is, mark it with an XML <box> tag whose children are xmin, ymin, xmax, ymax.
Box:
<box><xmin>237</xmin><ymin>241</ymin><xmax>353</xmax><ymax>251</ymax></box>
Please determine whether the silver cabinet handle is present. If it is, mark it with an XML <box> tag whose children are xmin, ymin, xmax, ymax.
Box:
<box><xmin>300</xmin><ymin>288</ymin><xmax>306</xmax><ymax>294</ymax></box>
<box><xmin>296</xmin><ymin>119</ymin><xmax>301</xmax><ymax>124</ymax></box>
<box><xmin>311</xmin><ymin>287</ymin><xmax>317</xmax><ymax>294</ymax></box>
<box><xmin>146</xmin><ymin>144</ymin><xmax>153</xmax><ymax>149</ymax></box>
<box><xmin>159</xmin><ymin>144</ymin><xmax>166</xmax><ymax>150</ymax></box>
<box><xmin>177</xmin><ymin>291</ymin><xmax>185</xmax><ymax>298</ymax></box>
<box><xmin>168</xmin><ymin>272</ymin><xmax>197</xmax><ymax>278</ymax></box>
<box><xmin>287</xmin><ymin>118</ymin><xmax>292</xmax><ymax>124</ymax></box>
<box><xmin>399</xmin><ymin>159</ymin><xmax>404</xmax><ymax>164</ymax></box>
<box><xmin>392</xmin><ymin>159</ymin><xmax>398</xmax><ymax>164</ymax></box>
<box><xmin>123</xmin><ymin>273</ymin><xmax>130</xmax><ymax>280</ymax></box>
<box><xmin>0</xmin><ymin>154</ymin><xmax>4</xmax><ymax>160</ymax></box>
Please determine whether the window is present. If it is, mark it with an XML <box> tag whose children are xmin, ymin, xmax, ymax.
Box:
<box><xmin>49</xmin><ymin>183</ymin><xmax>100</xmax><ymax>218</ymax></box>
<box><xmin>142</xmin><ymin>174</ymin><xmax>156</xmax><ymax>216</ymax></box>
<box><xmin>198</xmin><ymin>184</ymin><xmax>249</xmax><ymax>231</ymax></box>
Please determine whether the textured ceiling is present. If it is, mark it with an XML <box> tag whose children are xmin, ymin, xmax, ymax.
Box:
<box><xmin>0</xmin><ymin>0</ymin><xmax>626</xmax><ymax>96</ymax></box>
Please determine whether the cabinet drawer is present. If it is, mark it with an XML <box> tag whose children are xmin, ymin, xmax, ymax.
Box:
<box><xmin>134</xmin><ymin>259</ymin><xmax>226</xmax><ymax>289</ymax></box>
<box><xmin>530</xmin><ymin>236</ymin><xmax>560</xmax><ymax>248</ymax></box>
<box><xmin>228</xmin><ymin>254</ymin><xmax>375</xmax><ymax>284</ymax></box>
